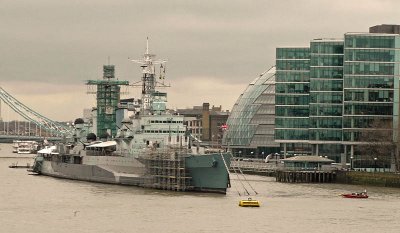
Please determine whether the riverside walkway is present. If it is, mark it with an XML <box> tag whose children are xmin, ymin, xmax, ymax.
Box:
<box><xmin>230</xmin><ymin>159</ymin><xmax>277</xmax><ymax>176</ymax></box>
<box><xmin>230</xmin><ymin>158</ymin><xmax>337</xmax><ymax>183</ymax></box>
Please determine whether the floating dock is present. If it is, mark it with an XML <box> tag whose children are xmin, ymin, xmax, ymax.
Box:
<box><xmin>9</xmin><ymin>163</ymin><xmax>32</xmax><ymax>169</ymax></box>
<box><xmin>275</xmin><ymin>170</ymin><xmax>336</xmax><ymax>183</ymax></box>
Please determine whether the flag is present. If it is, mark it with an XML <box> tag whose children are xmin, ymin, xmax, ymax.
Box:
<box><xmin>220</xmin><ymin>124</ymin><xmax>228</xmax><ymax>130</ymax></box>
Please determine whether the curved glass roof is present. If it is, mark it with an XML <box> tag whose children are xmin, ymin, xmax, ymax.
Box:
<box><xmin>223</xmin><ymin>66</ymin><xmax>279</xmax><ymax>149</ymax></box>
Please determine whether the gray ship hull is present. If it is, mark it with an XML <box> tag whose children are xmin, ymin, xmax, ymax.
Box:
<box><xmin>39</xmin><ymin>161</ymin><xmax>146</xmax><ymax>185</ymax></box>
<box><xmin>33</xmin><ymin>153</ymin><xmax>231</xmax><ymax>194</ymax></box>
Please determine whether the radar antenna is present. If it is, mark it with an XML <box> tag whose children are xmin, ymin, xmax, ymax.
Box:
<box><xmin>130</xmin><ymin>38</ymin><xmax>169</xmax><ymax>115</ymax></box>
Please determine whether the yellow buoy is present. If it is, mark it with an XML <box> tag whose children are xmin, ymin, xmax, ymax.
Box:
<box><xmin>239</xmin><ymin>197</ymin><xmax>260</xmax><ymax>207</ymax></box>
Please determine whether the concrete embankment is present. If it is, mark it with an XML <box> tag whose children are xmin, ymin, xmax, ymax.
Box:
<box><xmin>336</xmin><ymin>171</ymin><xmax>400</xmax><ymax>188</ymax></box>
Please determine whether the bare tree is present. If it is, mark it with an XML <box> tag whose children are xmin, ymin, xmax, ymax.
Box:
<box><xmin>357</xmin><ymin>118</ymin><xmax>397</xmax><ymax>171</ymax></box>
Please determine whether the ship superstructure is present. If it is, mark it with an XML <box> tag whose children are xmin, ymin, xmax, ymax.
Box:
<box><xmin>130</xmin><ymin>37</ymin><xmax>168</xmax><ymax>115</ymax></box>
<box><xmin>86</xmin><ymin>64</ymin><xmax>129</xmax><ymax>138</ymax></box>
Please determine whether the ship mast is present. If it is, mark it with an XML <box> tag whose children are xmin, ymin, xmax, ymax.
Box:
<box><xmin>131</xmin><ymin>38</ymin><xmax>167</xmax><ymax>115</ymax></box>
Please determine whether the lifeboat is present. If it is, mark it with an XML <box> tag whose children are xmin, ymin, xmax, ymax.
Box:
<box><xmin>239</xmin><ymin>198</ymin><xmax>260</xmax><ymax>207</ymax></box>
<box><xmin>341</xmin><ymin>191</ymin><xmax>368</xmax><ymax>199</ymax></box>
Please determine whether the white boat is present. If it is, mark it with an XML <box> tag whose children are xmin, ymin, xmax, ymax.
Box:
<box><xmin>13</xmin><ymin>140</ymin><xmax>40</xmax><ymax>154</ymax></box>
<box><xmin>17</xmin><ymin>143</ymin><xmax>32</xmax><ymax>154</ymax></box>
<box><xmin>12</xmin><ymin>140</ymin><xmax>22</xmax><ymax>153</ymax></box>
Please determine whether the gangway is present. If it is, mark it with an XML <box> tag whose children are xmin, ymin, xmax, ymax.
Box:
<box><xmin>220</xmin><ymin>152</ymin><xmax>258</xmax><ymax>196</ymax></box>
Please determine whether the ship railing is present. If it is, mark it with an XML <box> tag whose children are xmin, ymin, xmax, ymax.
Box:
<box><xmin>230</xmin><ymin>160</ymin><xmax>277</xmax><ymax>172</ymax></box>
<box><xmin>142</xmin><ymin>148</ymin><xmax>190</xmax><ymax>160</ymax></box>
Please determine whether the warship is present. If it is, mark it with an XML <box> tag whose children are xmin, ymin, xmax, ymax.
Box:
<box><xmin>31</xmin><ymin>40</ymin><xmax>231</xmax><ymax>194</ymax></box>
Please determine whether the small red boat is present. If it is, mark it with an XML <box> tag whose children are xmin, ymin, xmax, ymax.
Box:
<box><xmin>341</xmin><ymin>191</ymin><xmax>368</xmax><ymax>199</ymax></box>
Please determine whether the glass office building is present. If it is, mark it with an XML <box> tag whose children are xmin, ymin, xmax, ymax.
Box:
<box><xmin>275</xmin><ymin>47</ymin><xmax>311</xmax><ymax>156</ymax></box>
<box><xmin>274</xmin><ymin>25</ymin><xmax>400</xmax><ymax>167</ymax></box>
<box><xmin>309</xmin><ymin>39</ymin><xmax>344</xmax><ymax>160</ymax></box>
<box><xmin>343</xmin><ymin>32</ymin><xmax>400</xmax><ymax>167</ymax></box>
<box><xmin>223</xmin><ymin>67</ymin><xmax>279</xmax><ymax>157</ymax></box>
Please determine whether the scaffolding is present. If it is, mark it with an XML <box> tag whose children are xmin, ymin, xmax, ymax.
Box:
<box><xmin>143</xmin><ymin>147</ymin><xmax>193</xmax><ymax>191</ymax></box>
<box><xmin>86</xmin><ymin>65</ymin><xmax>129</xmax><ymax>138</ymax></box>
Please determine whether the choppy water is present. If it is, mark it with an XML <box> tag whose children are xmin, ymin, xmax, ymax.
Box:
<box><xmin>1</xmin><ymin>143</ymin><xmax>399</xmax><ymax>233</ymax></box>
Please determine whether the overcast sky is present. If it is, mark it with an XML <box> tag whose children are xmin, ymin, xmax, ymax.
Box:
<box><xmin>1</xmin><ymin>0</ymin><xmax>399</xmax><ymax>121</ymax></box>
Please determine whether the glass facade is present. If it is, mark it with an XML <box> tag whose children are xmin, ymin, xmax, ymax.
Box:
<box><xmin>343</xmin><ymin>33</ymin><xmax>400</xmax><ymax>160</ymax></box>
<box><xmin>273</xmin><ymin>32</ymin><xmax>399</xmax><ymax>166</ymax></box>
<box><xmin>223</xmin><ymin>67</ymin><xmax>279</xmax><ymax>157</ymax></box>
<box><xmin>309</xmin><ymin>39</ymin><xmax>344</xmax><ymax>160</ymax></box>
<box><xmin>275</xmin><ymin>47</ymin><xmax>311</xmax><ymax>155</ymax></box>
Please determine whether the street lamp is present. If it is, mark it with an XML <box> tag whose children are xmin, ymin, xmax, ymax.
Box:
<box><xmin>374</xmin><ymin>157</ymin><xmax>378</xmax><ymax>172</ymax></box>
<box><xmin>350</xmin><ymin>156</ymin><xmax>353</xmax><ymax>170</ymax></box>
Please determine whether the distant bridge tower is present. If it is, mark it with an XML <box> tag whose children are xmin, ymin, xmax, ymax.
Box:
<box><xmin>86</xmin><ymin>65</ymin><xmax>129</xmax><ymax>138</ymax></box>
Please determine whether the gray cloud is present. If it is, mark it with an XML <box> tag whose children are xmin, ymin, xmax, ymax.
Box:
<box><xmin>1</xmin><ymin>0</ymin><xmax>399</xmax><ymax>120</ymax></box>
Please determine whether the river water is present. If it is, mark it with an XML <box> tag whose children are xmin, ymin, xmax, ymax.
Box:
<box><xmin>1</xmin><ymin>143</ymin><xmax>399</xmax><ymax>233</ymax></box>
